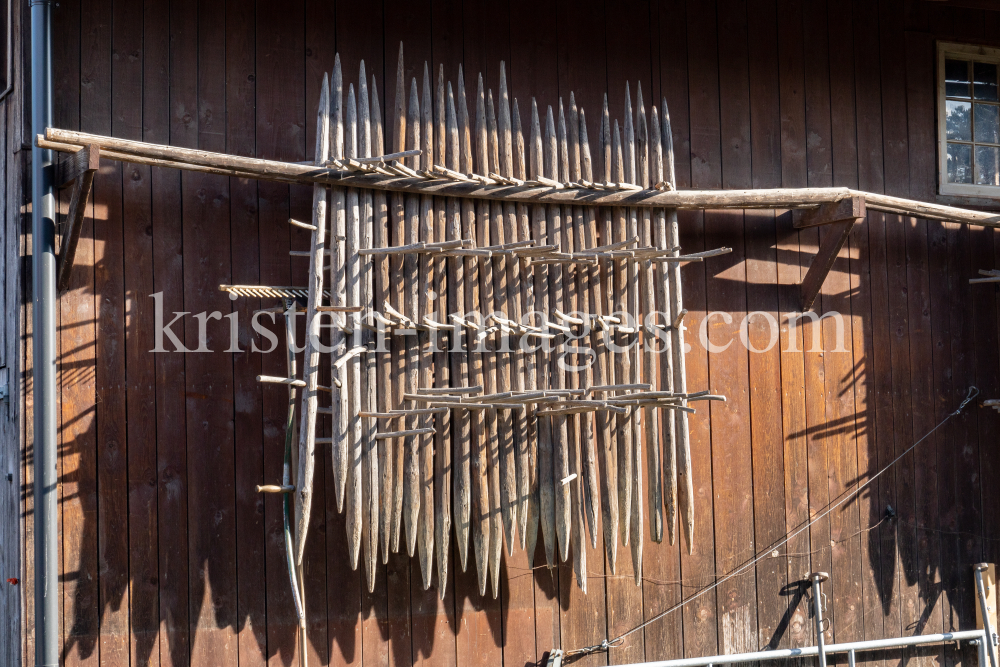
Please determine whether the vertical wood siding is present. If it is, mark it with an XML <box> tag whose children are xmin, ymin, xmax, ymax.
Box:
<box><xmin>18</xmin><ymin>0</ymin><xmax>1000</xmax><ymax>665</ymax></box>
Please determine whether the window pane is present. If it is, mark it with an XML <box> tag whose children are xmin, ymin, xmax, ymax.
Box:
<box><xmin>975</xmin><ymin>103</ymin><xmax>1000</xmax><ymax>143</ymax></box>
<box><xmin>976</xmin><ymin>145</ymin><xmax>1000</xmax><ymax>185</ymax></box>
<box><xmin>946</xmin><ymin>100</ymin><xmax>972</xmax><ymax>140</ymax></box>
<box><xmin>975</xmin><ymin>61</ymin><xmax>999</xmax><ymax>101</ymax></box>
<box><xmin>948</xmin><ymin>143</ymin><xmax>972</xmax><ymax>183</ymax></box>
<box><xmin>947</xmin><ymin>58</ymin><xmax>971</xmax><ymax>98</ymax></box>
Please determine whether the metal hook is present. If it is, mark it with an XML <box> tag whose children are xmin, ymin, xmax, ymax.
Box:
<box><xmin>955</xmin><ymin>386</ymin><xmax>980</xmax><ymax>415</ymax></box>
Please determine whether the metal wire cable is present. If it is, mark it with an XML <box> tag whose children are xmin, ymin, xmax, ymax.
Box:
<box><xmin>565</xmin><ymin>385</ymin><xmax>980</xmax><ymax>658</ymax></box>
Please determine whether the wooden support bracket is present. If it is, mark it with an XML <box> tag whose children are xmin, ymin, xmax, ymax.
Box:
<box><xmin>797</xmin><ymin>195</ymin><xmax>865</xmax><ymax>311</ymax></box>
<box><xmin>799</xmin><ymin>218</ymin><xmax>859</xmax><ymax>311</ymax></box>
<box><xmin>57</xmin><ymin>144</ymin><xmax>99</xmax><ymax>292</ymax></box>
<box><xmin>792</xmin><ymin>195</ymin><xmax>865</xmax><ymax>228</ymax></box>
<box><xmin>56</xmin><ymin>142</ymin><xmax>100</xmax><ymax>190</ymax></box>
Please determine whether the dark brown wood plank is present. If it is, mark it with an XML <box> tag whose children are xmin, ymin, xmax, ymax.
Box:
<box><xmin>745</xmin><ymin>0</ymin><xmax>788</xmax><ymax>652</ymax></box>
<box><xmin>927</xmin><ymin>209</ymin><xmax>960</xmax><ymax>663</ymax></box>
<box><xmin>149</xmin><ymin>0</ymin><xmax>193</xmax><ymax>662</ymax></box>
<box><xmin>52</xmin><ymin>0</ymin><xmax>90</xmax><ymax>663</ymax></box>
<box><xmin>943</xmin><ymin>223</ymin><xmax>981</xmax><ymax>652</ymax></box>
<box><xmin>800</xmin><ymin>0</ymin><xmax>835</xmax><ymax>654</ymax></box>
<box><xmin>225</xmin><ymin>1</ymin><xmax>268</xmax><ymax>665</ymax></box>
<box><xmin>254</xmin><ymin>0</ymin><xmax>307</xmax><ymax>662</ymax></box>
<box><xmin>851</xmin><ymin>0</ymin><xmax>889</xmax><ymax>654</ymax></box>
<box><xmin>826</xmin><ymin>0</ymin><xmax>864</xmax><ymax>652</ymax></box>
<box><xmin>57</xmin><ymin>0</ymin><xmax>99</xmax><ymax>662</ymax></box>
<box><xmin>7</xmin><ymin>0</ymin><xmax>27</xmax><ymax>663</ymax></box>
<box><xmin>775</xmin><ymin>0</ymin><xmax>813</xmax><ymax>653</ymax></box>
<box><xmin>878</xmin><ymin>0</ymin><xmax>915</xmax><ymax>657</ymax></box>
<box><xmin>975</xmin><ymin>221</ymin><xmax>1000</xmax><ymax>585</ymax></box>
<box><xmin>84</xmin><ymin>0</ymin><xmax>130</xmax><ymax>661</ymax></box>
<box><xmin>676</xmin><ymin>0</ymin><xmax>720</xmax><ymax>660</ymax></box>
<box><xmin>114</xmin><ymin>0</ymin><xmax>159</xmax><ymax>663</ymax></box>
<box><xmin>710</xmin><ymin>0</ymin><xmax>759</xmax><ymax>657</ymax></box>
<box><xmin>0</xmin><ymin>20</ymin><xmax>22</xmax><ymax>655</ymax></box>
<box><xmin>184</xmin><ymin>1</ymin><xmax>239</xmax><ymax>663</ymax></box>
<box><xmin>902</xmin><ymin>26</ymin><xmax>942</xmax><ymax>658</ymax></box>
<box><xmin>646</xmin><ymin>2</ymin><xmax>689</xmax><ymax>661</ymax></box>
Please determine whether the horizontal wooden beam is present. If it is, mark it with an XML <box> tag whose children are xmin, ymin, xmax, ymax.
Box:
<box><xmin>792</xmin><ymin>195</ymin><xmax>865</xmax><ymax>228</ymax></box>
<box><xmin>41</xmin><ymin>128</ymin><xmax>851</xmax><ymax>209</ymax></box>
<box><xmin>861</xmin><ymin>191</ymin><xmax>1000</xmax><ymax>226</ymax></box>
<box><xmin>39</xmin><ymin>127</ymin><xmax>1000</xmax><ymax>227</ymax></box>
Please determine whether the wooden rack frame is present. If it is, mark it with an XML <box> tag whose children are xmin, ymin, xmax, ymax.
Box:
<box><xmin>39</xmin><ymin>127</ymin><xmax>999</xmax><ymax>312</ymax></box>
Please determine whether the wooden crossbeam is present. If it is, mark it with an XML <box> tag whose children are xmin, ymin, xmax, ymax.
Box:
<box><xmin>38</xmin><ymin>128</ymin><xmax>1000</xmax><ymax>228</ymax></box>
<box><xmin>56</xmin><ymin>144</ymin><xmax>100</xmax><ymax>292</ymax></box>
<box><xmin>792</xmin><ymin>195</ymin><xmax>865</xmax><ymax>228</ymax></box>
<box><xmin>799</xmin><ymin>218</ymin><xmax>858</xmax><ymax>311</ymax></box>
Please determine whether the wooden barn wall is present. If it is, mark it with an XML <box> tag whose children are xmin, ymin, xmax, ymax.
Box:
<box><xmin>2</xmin><ymin>0</ymin><xmax>28</xmax><ymax>666</ymax></box>
<box><xmin>16</xmin><ymin>0</ymin><xmax>1000</xmax><ymax>666</ymax></box>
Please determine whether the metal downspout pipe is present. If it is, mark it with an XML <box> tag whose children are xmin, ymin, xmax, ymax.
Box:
<box><xmin>30</xmin><ymin>0</ymin><xmax>58</xmax><ymax>665</ymax></box>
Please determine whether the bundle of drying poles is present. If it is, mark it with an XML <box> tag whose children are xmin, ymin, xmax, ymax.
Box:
<box><xmin>231</xmin><ymin>45</ymin><xmax>730</xmax><ymax>636</ymax></box>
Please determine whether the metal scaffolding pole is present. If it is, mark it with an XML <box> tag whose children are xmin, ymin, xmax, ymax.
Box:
<box><xmin>30</xmin><ymin>0</ymin><xmax>58</xmax><ymax>665</ymax></box>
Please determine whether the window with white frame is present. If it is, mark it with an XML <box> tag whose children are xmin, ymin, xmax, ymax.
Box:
<box><xmin>939</xmin><ymin>42</ymin><xmax>1000</xmax><ymax>196</ymax></box>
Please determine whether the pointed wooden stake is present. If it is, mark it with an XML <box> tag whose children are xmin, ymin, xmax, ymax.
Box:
<box><xmin>570</xmin><ymin>94</ymin><xmax>599</xmax><ymax>550</ymax></box>
<box><xmin>345</xmin><ymin>81</ymin><xmax>364</xmax><ymax>571</ymax></box>
<box><xmin>488</xmin><ymin>85</ymin><xmax>518</xmax><ymax>557</ymax></box>
<box><xmin>403</xmin><ymin>76</ymin><xmax>422</xmax><ymax>560</ymax></box>
<box><xmin>582</xmin><ymin>105</ymin><xmax>618</xmax><ymax>572</ymax></box>
<box><xmin>464</xmin><ymin>71</ymin><xmax>491</xmax><ymax>595</ymax></box>
<box><xmin>636</xmin><ymin>83</ymin><xmax>662</xmax><ymax>546</ymax></box>
<box><xmin>650</xmin><ymin>104</ymin><xmax>677</xmax><ymax>547</ymax></box>
<box><xmin>531</xmin><ymin>98</ymin><xmax>556</xmax><ymax>574</ymax></box>
<box><xmin>476</xmin><ymin>76</ymin><xmax>504</xmax><ymax>598</ymax></box>
<box><xmin>511</xmin><ymin>97</ymin><xmax>536</xmax><ymax>555</ymax></box>
<box><xmin>372</xmin><ymin>80</ymin><xmax>395</xmax><ymax>565</ymax></box>
<box><xmin>432</xmin><ymin>63</ymin><xmax>452</xmax><ymax>599</ymax></box>
<box><xmin>389</xmin><ymin>46</ymin><xmax>407</xmax><ymax>554</ymax></box>
<box><xmin>447</xmin><ymin>78</ymin><xmax>472</xmax><ymax>576</ymax></box>
<box><xmin>612</xmin><ymin>119</ymin><xmax>633</xmax><ymax>550</ymax></box>
<box><xmin>359</xmin><ymin>65</ymin><xmax>381</xmax><ymax>593</ymax></box>
<box><xmin>293</xmin><ymin>71</ymin><xmax>331</xmax><ymax>567</ymax></box>
<box><xmin>331</xmin><ymin>54</ymin><xmax>350</xmax><ymax>516</ymax></box>
<box><xmin>416</xmin><ymin>61</ymin><xmax>436</xmax><ymax>591</ymax></box>
<box><xmin>545</xmin><ymin>103</ymin><xmax>572</xmax><ymax>565</ymax></box>
<box><xmin>662</xmin><ymin>96</ymin><xmax>694</xmax><ymax>554</ymax></box>
<box><xmin>597</xmin><ymin>96</ymin><xmax>619</xmax><ymax>573</ymax></box>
